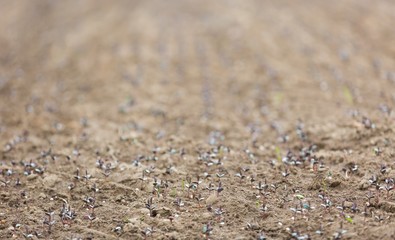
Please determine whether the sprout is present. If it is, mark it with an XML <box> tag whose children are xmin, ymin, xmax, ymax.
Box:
<box><xmin>373</xmin><ymin>147</ymin><xmax>382</xmax><ymax>156</ymax></box>
<box><xmin>216</xmin><ymin>181</ymin><xmax>224</xmax><ymax>196</ymax></box>
<box><xmin>141</xmin><ymin>227</ymin><xmax>155</xmax><ymax>239</ymax></box>
<box><xmin>59</xmin><ymin>199</ymin><xmax>76</xmax><ymax>225</ymax></box>
<box><xmin>43</xmin><ymin>211</ymin><xmax>56</xmax><ymax>233</ymax></box>
<box><xmin>90</xmin><ymin>183</ymin><xmax>99</xmax><ymax>194</ymax></box>
<box><xmin>83</xmin><ymin>170</ymin><xmax>92</xmax><ymax>184</ymax></box>
<box><xmin>362</xmin><ymin>117</ymin><xmax>375</xmax><ymax>129</ymax></box>
<box><xmin>380</xmin><ymin>178</ymin><xmax>395</xmax><ymax>197</ymax></box>
<box><xmin>257</xmin><ymin>231</ymin><xmax>267</xmax><ymax>240</ymax></box>
<box><xmin>256</xmin><ymin>180</ymin><xmax>268</xmax><ymax>196</ymax></box>
<box><xmin>145</xmin><ymin>197</ymin><xmax>156</xmax><ymax>217</ymax></box>
<box><xmin>174</xmin><ymin>198</ymin><xmax>184</xmax><ymax>210</ymax></box>
<box><xmin>202</xmin><ymin>222</ymin><xmax>213</xmax><ymax>239</ymax></box>
<box><xmin>113</xmin><ymin>225</ymin><xmax>123</xmax><ymax>234</ymax></box>
<box><xmin>74</xmin><ymin>169</ymin><xmax>81</xmax><ymax>181</ymax></box>
<box><xmin>282</xmin><ymin>168</ymin><xmax>290</xmax><ymax>178</ymax></box>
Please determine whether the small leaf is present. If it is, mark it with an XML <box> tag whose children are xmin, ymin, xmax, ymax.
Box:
<box><xmin>295</xmin><ymin>194</ymin><xmax>304</xmax><ymax>200</ymax></box>
<box><xmin>275</xmin><ymin>146</ymin><xmax>281</xmax><ymax>163</ymax></box>
<box><xmin>343</xmin><ymin>86</ymin><xmax>354</xmax><ymax>105</ymax></box>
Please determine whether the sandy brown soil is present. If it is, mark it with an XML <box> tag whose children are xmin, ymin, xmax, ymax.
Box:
<box><xmin>1</xmin><ymin>0</ymin><xmax>395</xmax><ymax>239</ymax></box>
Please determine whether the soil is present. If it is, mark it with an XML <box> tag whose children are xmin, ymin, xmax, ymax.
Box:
<box><xmin>1</xmin><ymin>0</ymin><xmax>395</xmax><ymax>239</ymax></box>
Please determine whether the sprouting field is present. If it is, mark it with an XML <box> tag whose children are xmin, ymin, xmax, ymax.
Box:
<box><xmin>1</xmin><ymin>1</ymin><xmax>395</xmax><ymax>239</ymax></box>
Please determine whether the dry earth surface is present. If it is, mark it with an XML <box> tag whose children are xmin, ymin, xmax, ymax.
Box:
<box><xmin>1</xmin><ymin>0</ymin><xmax>395</xmax><ymax>239</ymax></box>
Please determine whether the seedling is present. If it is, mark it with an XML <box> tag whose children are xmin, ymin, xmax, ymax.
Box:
<box><xmin>319</xmin><ymin>194</ymin><xmax>332</xmax><ymax>212</ymax></box>
<box><xmin>296</xmin><ymin>121</ymin><xmax>307</xmax><ymax>141</ymax></box>
<box><xmin>113</xmin><ymin>225</ymin><xmax>123</xmax><ymax>234</ymax></box>
<box><xmin>214</xmin><ymin>206</ymin><xmax>225</xmax><ymax>223</ymax></box>
<box><xmin>15</xmin><ymin>178</ymin><xmax>22</xmax><ymax>186</ymax></box>
<box><xmin>257</xmin><ymin>231</ymin><xmax>267</xmax><ymax>240</ymax></box>
<box><xmin>145</xmin><ymin>197</ymin><xmax>156</xmax><ymax>217</ymax></box>
<box><xmin>362</xmin><ymin>205</ymin><xmax>369</xmax><ymax>221</ymax></box>
<box><xmin>202</xmin><ymin>222</ymin><xmax>213</xmax><ymax>240</ymax></box>
<box><xmin>23</xmin><ymin>160</ymin><xmax>37</xmax><ymax>175</ymax></box>
<box><xmin>22</xmin><ymin>231</ymin><xmax>34</xmax><ymax>239</ymax></box>
<box><xmin>244</xmin><ymin>149</ymin><xmax>256</xmax><ymax>163</ymax></box>
<box><xmin>195</xmin><ymin>193</ymin><xmax>205</xmax><ymax>207</ymax></box>
<box><xmin>275</xmin><ymin>146</ymin><xmax>282</xmax><ymax>163</ymax></box>
<box><xmin>168</xmin><ymin>214</ymin><xmax>175</xmax><ymax>224</ymax></box>
<box><xmin>184</xmin><ymin>176</ymin><xmax>199</xmax><ymax>196</ymax></box>
<box><xmin>366</xmin><ymin>191</ymin><xmax>375</xmax><ymax>205</ymax></box>
<box><xmin>216</xmin><ymin>173</ymin><xmax>225</xmax><ymax>179</ymax></box>
<box><xmin>205</xmin><ymin>182</ymin><xmax>215</xmax><ymax>192</ymax></box>
<box><xmin>375</xmin><ymin>214</ymin><xmax>385</xmax><ymax>222</ymax></box>
<box><xmin>43</xmin><ymin>211</ymin><xmax>56</xmax><ymax>233</ymax></box>
<box><xmin>90</xmin><ymin>183</ymin><xmax>99</xmax><ymax>195</ymax></box>
<box><xmin>74</xmin><ymin>169</ymin><xmax>81</xmax><ymax>181</ymax></box>
<box><xmin>0</xmin><ymin>178</ymin><xmax>10</xmax><ymax>187</ymax></box>
<box><xmin>41</xmin><ymin>148</ymin><xmax>52</xmax><ymax>158</ymax></box>
<box><xmin>373</xmin><ymin>147</ymin><xmax>382</xmax><ymax>156</ymax></box>
<box><xmin>369</xmin><ymin>175</ymin><xmax>378</xmax><ymax>185</ymax></box>
<box><xmin>96</xmin><ymin>158</ymin><xmax>104</xmax><ymax>169</ymax></box>
<box><xmin>362</xmin><ymin>117</ymin><xmax>375</xmax><ymax>129</ymax></box>
<box><xmin>72</xmin><ymin>148</ymin><xmax>81</xmax><ymax>160</ymax></box>
<box><xmin>83</xmin><ymin>170</ymin><xmax>92</xmax><ymax>185</ymax></box>
<box><xmin>351</xmin><ymin>202</ymin><xmax>359</xmax><ymax>213</ymax></box>
<box><xmin>278</xmin><ymin>134</ymin><xmax>289</xmax><ymax>143</ymax></box>
<box><xmin>343</xmin><ymin>86</ymin><xmax>354</xmax><ymax>105</ymax></box>
<box><xmin>194</xmin><ymin>175</ymin><xmax>203</xmax><ymax>186</ymax></box>
<box><xmin>21</xmin><ymin>226</ymin><xmax>39</xmax><ymax>239</ymax></box>
<box><xmin>174</xmin><ymin>198</ymin><xmax>184</xmax><ymax>210</ymax></box>
<box><xmin>84</xmin><ymin>209</ymin><xmax>96</xmax><ymax>226</ymax></box>
<box><xmin>256</xmin><ymin>180</ymin><xmax>268</xmax><ymax>196</ymax></box>
<box><xmin>34</xmin><ymin>167</ymin><xmax>45</xmax><ymax>175</ymax></box>
<box><xmin>165</xmin><ymin>165</ymin><xmax>173</xmax><ymax>175</ymax></box>
<box><xmin>287</xmin><ymin>227</ymin><xmax>310</xmax><ymax>240</ymax></box>
<box><xmin>152</xmin><ymin>178</ymin><xmax>161</xmax><ymax>196</ymax></box>
<box><xmin>378</xmin><ymin>104</ymin><xmax>391</xmax><ymax>116</ymax></box>
<box><xmin>235</xmin><ymin>171</ymin><xmax>246</xmax><ymax>182</ymax></box>
<box><xmin>337</xmin><ymin>201</ymin><xmax>353</xmax><ymax>223</ymax></box>
<box><xmin>344</xmin><ymin>215</ymin><xmax>353</xmax><ymax>224</ymax></box>
<box><xmin>380</xmin><ymin>165</ymin><xmax>388</xmax><ymax>175</ymax></box>
<box><xmin>260</xmin><ymin>203</ymin><xmax>269</xmax><ymax>219</ymax></box>
<box><xmin>132</xmin><ymin>155</ymin><xmax>144</xmax><ymax>167</ymax></box>
<box><xmin>102</xmin><ymin>168</ymin><xmax>111</xmax><ymax>178</ymax></box>
<box><xmin>282</xmin><ymin>168</ymin><xmax>290</xmax><ymax>178</ymax></box>
<box><xmin>290</xmin><ymin>204</ymin><xmax>303</xmax><ymax>219</ymax></box>
<box><xmin>203</xmin><ymin>172</ymin><xmax>211</xmax><ymax>179</ymax></box>
<box><xmin>59</xmin><ymin>199</ymin><xmax>76</xmax><ymax>225</ymax></box>
<box><xmin>249</xmin><ymin>175</ymin><xmax>256</xmax><ymax>187</ymax></box>
<box><xmin>315</xmin><ymin>225</ymin><xmax>324</xmax><ymax>236</ymax></box>
<box><xmin>216</xmin><ymin>181</ymin><xmax>224</xmax><ymax>196</ymax></box>
<box><xmin>336</xmin><ymin>201</ymin><xmax>345</xmax><ymax>212</ymax></box>
<box><xmin>342</xmin><ymin>163</ymin><xmax>358</xmax><ymax>178</ymax></box>
<box><xmin>141</xmin><ymin>227</ymin><xmax>155</xmax><ymax>239</ymax></box>
<box><xmin>333</xmin><ymin>226</ymin><xmax>347</xmax><ymax>240</ymax></box>
<box><xmin>380</xmin><ymin>178</ymin><xmax>394</xmax><ymax>198</ymax></box>
<box><xmin>271</xmin><ymin>183</ymin><xmax>280</xmax><ymax>192</ymax></box>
